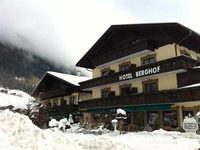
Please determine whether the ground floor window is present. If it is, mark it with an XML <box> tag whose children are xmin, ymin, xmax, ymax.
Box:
<box><xmin>132</xmin><ymin>112</ymin><xmax>144</xmax><ymax>131</ymax></box>
<box><xmin>163</xmin><ymin>111</ymin><xmax>178</xmax><ymax>128</ymax></box>
<box><xmin>147</xmin><ymin>111</ymin><xmax>159</xmax><ymax>129</ymax></box>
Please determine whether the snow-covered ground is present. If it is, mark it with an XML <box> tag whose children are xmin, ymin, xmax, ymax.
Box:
<box><xmin>0</xmin><ymin>110</ymin><xmax>200</xmax><ymax>150</ymax></box>
<box><xmin>0</xmin><ymin>87</ymin><xmax>200</xmax><ymax>149</ymax></box>
<box><xmin>0</xmin><ymin>87</ymin><xmax>33</xmax><ymax>109</ymax></box>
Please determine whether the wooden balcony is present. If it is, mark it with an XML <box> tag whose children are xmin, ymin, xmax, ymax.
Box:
<box><xmin>39</xmin><ymin>89</ymin><xmax>71</xmax><ymax>100</ymax></box>
<box><xmin>79</xmin><ymin>87</ymin><xmax>200</xmax><ymax>110</ymax></box>
<box><xmin>46</xmin><ymin>104</ymin><xmax>79</xmax><ymax>115</ymax></box>
<box><xmin>80</xmin><ymin>56</ymin><xmax>200</xmax><ymax>89</ymax></box>
<box><xmin>92</xmin><ymin>39</ymin><xmax>155</xmax><ymax>67</ymax></box>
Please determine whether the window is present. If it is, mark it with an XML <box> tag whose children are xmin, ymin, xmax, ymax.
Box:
<box><xmin>147</xmin><ymin>111</ymin><xmax>159</xmax><ymax>130</ymax></box>
<box><xmin>60</xmin><ymin>97</ymin><xmax>66</xmax><ymax>105</ymax></box>
<box><xmin>101</xmin><ymin>68</ymin><xmax>110</xmax><ymax>77</ymax></box>
<box><xmin>101</xmin><ymin>88</ymin><xmax>111</xmax><ymax>98</ymax></box>
<box><xmin>143</xmin><ymin>57</ymin><xmax>156</xmax><ymax>65</ymax></box>
<box><xmin>120</xmin><ymin>84</ymin><xmax>131</xmax><ymax>96</ymax></box>
<box><xmin>163</xmin><ymin>111</ymin><xmax>178</xmax><ymax>128</ymax></box>
<box><xmin>70</xmin><ymin>95</ymin><xmax>76</xmax><ymax>104</ymax></box>
<box><xmin>119</xmin><ymin>62</ymin><xmax>130</xmax><ymax>72</ymax></box>
<box><xmin>141</xmin><ymin>54</ymin><xmax>156</xmax><ymax>65</ymax></box>
<box><xmin>53</xmin><ymin>99</ymin><xmax>59</xmax><ymax>106</ymax></box>
<box><xmin>143</xmin><ymin>79</ymin><xmax>158</xmax><ymax>93</ymax></box>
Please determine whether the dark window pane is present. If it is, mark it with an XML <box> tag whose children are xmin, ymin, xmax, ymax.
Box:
<box><xmin>120</xmin><ymin>64</ymin><xmax>130</xmax><ymax>72</ymax></box>
<box><xmin>145</xmin><ymin>82</ymin><xmax>157</xmax><ymax>92</ymax></box>
<box><xmin>102</xmin><ymin>70</ymin><xmax>110</xmax><ymax>76</ymax></box>
<box><xmin>102</xmin><ymin>90</ymin><xmax>110</xmax><ymax>98</ymax></box>
<box><xmin>143</xmin><ymin>57</ymin><xmax>155</xmax><ymax>65</ymax></box>
<box><xmin>121</xmin><ymin>87</ymin><xmax>130</xmax><ymax>96</ymax></box>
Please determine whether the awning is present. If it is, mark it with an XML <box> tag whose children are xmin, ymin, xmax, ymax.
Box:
<box><xmin>81</xmin><ymin>104</ymin><xmax>173</xmax><ymax>113</ymax></box>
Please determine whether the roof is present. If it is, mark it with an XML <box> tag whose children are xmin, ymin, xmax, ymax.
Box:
<box><xmin>76</xmin><ymin>22</ymin><xmax>200</xmax><ymax>69</ymax></box>
<box><xmin>47</xmin><ymin>71</ymin><xmax>91</xmax><ymax>86</ymax></box>
<box><xmin>179</xmin><ymin>83</ymin><xmax>200</xmax><ymax>89</ymax></box>
<box><xmin>31</xmin><ymin>71</ymin><xmax>91</xmax><ymax>97</ymax></box>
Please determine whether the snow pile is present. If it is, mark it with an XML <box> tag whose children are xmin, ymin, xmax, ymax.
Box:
<box><xmin>49</xmin><ymin>119</ymin><xmax>59</xmax><ymax>127</ymax></box>
<box><xmin>0</xmin><ymin>87</ymin><xmax>33</xmax><ymax>109</ymax></box>
<box><xmin>1</xmin><ymin>110</ymin><xmax>200</xmax><ymax>150</ymax></box>
<box><xmin>0</xmin><ymin>110</ymin><xmax>82</xmax><ymax>150</ymax></box>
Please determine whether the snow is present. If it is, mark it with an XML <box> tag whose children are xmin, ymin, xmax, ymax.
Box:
<box><xmin>47</xmin><ymin>71</ymin><xmax>91</xmax><ymax>86</ymax></box>
<box><xmin>49</xmin><ymin>119</ymin><xmax>59</xmax><ymax>127</ymax></box>
<box><xmin>193</xmin><ymin>66</ymin><xmax>200</xmax><ymax>69</ymax></box>
<box><xmin>1</xmin><ymin>110</ymin><xmax>200</xmax><ymax>150</ymax></box>
<box><xmin>0</xmin><ymin>87</ymin><xmax>34</xmax><ymax>109</ymax></box>
<box><xmin>179</xmin><ymin>83</ymin><xmax>200</xmax><ymax>89</ymax></box>
<box><xmin>116</xmin><ymin>108</ymin><xmax>126</xmax><ymax>116</ymax></box>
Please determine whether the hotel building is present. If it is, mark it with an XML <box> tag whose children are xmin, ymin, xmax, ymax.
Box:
<box><xmin>32</xmin><ymin>71</ymin><xmax>91</xmax><ymax>123</ymax></box>
<box><xmin>76</xmin><ymin>23</ymin><xmax>200</xmax><ymax>130</ymax></box>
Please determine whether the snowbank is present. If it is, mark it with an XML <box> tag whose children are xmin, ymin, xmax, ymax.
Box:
<box><xmin>1</xmin><ymin>110</ymin><xmax>200</xmax><ymax>150</ymax></box>
<box><xmin>0</xmin><ymin>110</ymin><xmax>82</xmax><ymax>150</ymax></box>
<box><xmin>0</xmin><ymin>87</ymin><xmax>33</xmax><ymax>109</ymax></box>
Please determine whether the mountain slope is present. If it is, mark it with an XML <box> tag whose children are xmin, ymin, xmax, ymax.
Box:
<box><xmin>0</xmin><ymin>43</ymin><xmax>70</xmax><ymax>93</ymax></box>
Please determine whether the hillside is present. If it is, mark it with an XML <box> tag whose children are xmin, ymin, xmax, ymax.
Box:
<box><xmin>0</xmin><ymin>43</ymin><xmax>71</xmax><ymax>93</ymax></box>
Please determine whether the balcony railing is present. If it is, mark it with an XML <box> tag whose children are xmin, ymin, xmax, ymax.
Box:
<box><xmin>80</xmin><ymin>55</ymin><xmax>200</xmax><ymax>89</ymax></box>
<box><xmin>46</xmin><ymin>104</ymin><xmax>79</xmax><ymax>114</ymax></box>
<box><xmin>79</xmin><ymin>87</ymin><xmax>200</xmax><ymax>110</ymax></box>
<box><xmin>39</xmin><ymin>89</ymin><xmax>70</xmax><ymax>100</ymax></box>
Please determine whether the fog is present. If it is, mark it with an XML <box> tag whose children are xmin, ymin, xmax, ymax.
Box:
<box><xmin>0</xmin><ymin>0</ymin><xmax>200</xmax><ymax>76</ymax></box>
<box><xmin>0</xmin><ymin>0</ymin><xmax>135</xmax><ymax>76</ymax></box>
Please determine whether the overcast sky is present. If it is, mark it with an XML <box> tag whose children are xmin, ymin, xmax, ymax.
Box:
<box><xmin>0</xmin><ymin>0</ymin><xmax>200</xmax><ymax>75</ymax></box>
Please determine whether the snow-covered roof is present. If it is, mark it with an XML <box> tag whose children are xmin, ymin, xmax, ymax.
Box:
<box><xmin>193</xmin><ymin>66</ymin><xmax>200</xmax><ymax>69</ymax></box>
<box><xmin>47</xmin><ymin>71</ymin><xmax>91</xmax><ymax>86</ymax></box>
<box><xmin>179</xmin><ymin>83</ymin><xmax>200</xmax><ymax>89</ymax></box>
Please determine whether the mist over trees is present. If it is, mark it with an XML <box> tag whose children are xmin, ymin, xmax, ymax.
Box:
<box><xmin>0</xmin><ymin>43</ymin><xmax>75</xmax><ymax>93</ymax></box>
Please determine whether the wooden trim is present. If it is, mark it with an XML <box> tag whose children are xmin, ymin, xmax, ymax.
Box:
<box><xmin>141</xmin><ymin>53</ymin><xmax>156</xmax><ymax>65</ymax></box>
<box><xmin>142</xmin><ymin>79</ymin><xmax>158</xmax><ymax>93</ymax></box>
<box><xmin>80</xmin><ymin>55</ymin><xmax>200</xmax><ymax>89</ymax></box>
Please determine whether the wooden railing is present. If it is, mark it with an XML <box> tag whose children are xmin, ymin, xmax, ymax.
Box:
<box><xmin>79</xmin><ymin>87</ymin><xmax>200</xmax><ymax>109</ymax></box>
<box><xmin>46</xmin><ymin>104</ymin><xmax>79</xmax><ymax>114</ymax></box>
<box><xmin>39</xmin><ymin>89</ymin><xmax>69</xmax><ymax>100</ymax></box>
<box><xmin>80</xmin><ymin>56</ymin><xmax>200</xmax><ymax>89</ymax></box>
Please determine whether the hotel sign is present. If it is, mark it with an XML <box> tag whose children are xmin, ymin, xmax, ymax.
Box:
<box><xmin>119</xmin><ymin>73</ymin><xmax>133</xmax><ymax>81</ymax></box>
<box><xmin>136</xmin><ymin>66</ymin><xmax>160</xmax><ymax>77</ymax></box>
<box><xmin>119</xmin><ymin>66</ymin><xmax>160</xmax><ymax>81</ymax></box>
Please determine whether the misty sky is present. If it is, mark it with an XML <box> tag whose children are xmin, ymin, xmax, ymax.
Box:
<box><xmin>0</xmin><ymin>0</ymin><xmax>200</xmax><ymax>75</ymax></box>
